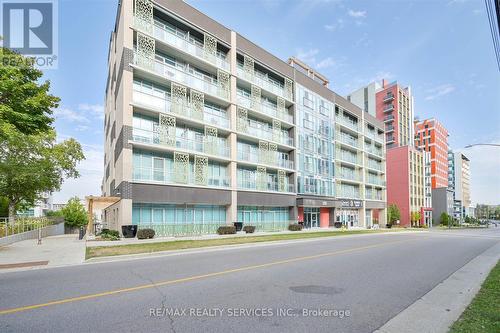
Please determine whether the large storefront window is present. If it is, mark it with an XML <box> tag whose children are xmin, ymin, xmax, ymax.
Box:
<box><xmin>132</xmin><ymin>204</ymin><xmax>226</xmax><ymax>225</ymax></box>
<box><xmin>335</xmin><ymin>209</ymin><xmax>360</xmax><ymax>228</ymax></box>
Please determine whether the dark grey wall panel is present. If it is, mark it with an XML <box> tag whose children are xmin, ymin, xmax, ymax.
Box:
<box><xmin>237</xmin><ymin>191</ymin><xmax>296</xmax><ymax>207</ymax></box>
<box><xmin>132</xmin><ymin>183</ymin><xmax>232</xmax><ymax>205</ymax></box>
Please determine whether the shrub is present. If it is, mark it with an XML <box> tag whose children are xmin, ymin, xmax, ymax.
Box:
<box><xmin>61</xmin><ymin>197</ymin><xmax>87</xmax><ymax>228</ymax></box>
<box><xmin>217</xmin><ymin>226</ymin><xmax>236</xmax><ymax>235</ymax></box>
<box><xmin>243</xmin><ymin>225</ymin><xmax>255</xmax><ymax>234</ymax></box>
<box><xmin>100</xmin><ymin>229</ymin><xmax>120</xmax><ymax>239</ymax></box>
<box><xmin>288</xmin><ymin>224</ymin><xmax>303</xmax><ymax>231</ymax></box>
<box><xmin>137</xmin><ymin>228</ymin><xmax>155</xmax><ymax>239</ymax></box>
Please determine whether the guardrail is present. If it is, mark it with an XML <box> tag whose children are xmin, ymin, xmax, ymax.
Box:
<box><xmin>0</xmin><ymin>218</ymin><xmax>64</xmax><ymax>247</ymax></box>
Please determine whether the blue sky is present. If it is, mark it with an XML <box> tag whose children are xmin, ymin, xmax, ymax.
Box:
<box><xmin>45</xmin><ymin>0</ymin><xmax>500</xmax><ymax>204</ymax></box>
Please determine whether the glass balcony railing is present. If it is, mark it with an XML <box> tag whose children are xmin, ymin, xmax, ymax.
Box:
<box><xmin>366</xmin><ymin>160</ymin><xmax>383</xmax><ymax>171</ymax></box>
<box><xmin>337</xmin><ymin>134</ymin><xmax>360</xmax><ymax>149</ymax></box>
<box><xmin>336</xmin><ymin>117</ymin><xmax>360</xmax><ymax>132</ymax></box>
<box><xmin>132</xmin><ymin>89</ymin><xmax>230</xmax><ymax>129</ymax></box>
<box><xmin>383</xmin><ymin>95</ymin><xmax>394</xmax><ymax>102</ymax></box>
<box><xmin>134</xmin><ymin>54</ymin><xmax>230</xmax><ymax>100</ymax></box>
<box><xmin>133</xmin><ymin>168</ymin><xmax>230</xmax><ymax>188</ymax></box>
<box><xmin>238</xmin><ymin>178</ymin><xmax>294</xmax><ymax>193</ymax></box>
<box><xmin>237</xmin><ymin>150</ymin><xmax>294</xmax><ymax>169</ymax></box>
<box><xmin>365</xmin><ymin>145</ymin><xmax>383</xmax><ymax>157</ymax></box>
<box><xmin>384</xmin><ymin>115</ymin><xmax>394</xmax><ymax>122</ymax></box>
<box><xmin>239</xmin><ymin>123</ymin><xmax>294</xmax><ymax>146</ymax></box>
<box><xmin>365</xmin><ymin>190</ymin><xmax>383</xmax><ymax>201</ymax></box>
<box><xmin>237</xmin><ymin>94</ymin><xmax>293</xmax><ymax>123</ymax></box>
<box><xmin>365</xmin><ymin>131</ymin><xmax>384</xmax><ymax>143</ymax></box>
<box><xmin>131</xmin><ymin>127</ymin><xmax>230</xmax><ymax>157</ymax></box>
<box><xmin>383</xmin><ymin>104</ymin><xmax>394</xmax><ymax>112</ymax></box>
<box><xmin>366</xmin><ymin>175</ymin><xmax>385</xmax><ymax>186</ymax></box>
<box><xmin>236</xmin><ymin>65</ymin><xmax>293</xmax><ymax>101</ymax></box>
<box><xmin>141</xmin><ymin>19</ymin><xmax>231</xmax><ymax>71</ymax></box>
<box><xmin>336</xmin><ymin>189</ymin><xmax>361</xmax><ymax>199</ymax></box>
<box><xmin>337</xmin><ymin>169</ymin><xmax>362</xmax><ymax>182</ymax></box>
<box><xmin>336</xmin><ymin>150</ymin><xmax>362</xmax><ymax>165</ymax></box>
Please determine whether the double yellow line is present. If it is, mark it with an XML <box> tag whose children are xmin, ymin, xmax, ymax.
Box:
<box><xmin>0</xmin><ymin>239</ymin><xmax>407</xmax><ymax>315</ymax></box>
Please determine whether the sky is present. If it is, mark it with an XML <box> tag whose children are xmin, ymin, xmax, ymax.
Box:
<box><xmin>43</xmin><ymin>0</ymin><xmax>500</xmax><ymax>205</ymax></box>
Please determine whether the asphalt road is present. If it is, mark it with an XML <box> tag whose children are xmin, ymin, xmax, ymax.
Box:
<box><xmin>1</xmin><ymin>228</ymin><xmax>499</xmax><ymax>333</ymax></box>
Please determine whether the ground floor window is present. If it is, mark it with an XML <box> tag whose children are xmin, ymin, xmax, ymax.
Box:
<box><xmin>335</xmin><ymin>209</ymin><xmax>360</xmax><ymax>228</ymax></box>
<box><xmin>237</xmin><ymin>206</ymin><xmax>289</xmax><ymax>224</ymax></box>
<box><xmin>132</xmin><ymin>203</ymin><xmax>226</xmax><ymax>225</ymax></box>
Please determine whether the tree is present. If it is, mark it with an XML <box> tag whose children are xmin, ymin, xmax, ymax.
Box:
<box><xmin>440</xmin><ymin>212</ymin><xmax>449</xmax><ymax>226</ymax></box>
<box><xmin>61</xmin><ymin>197</ymin><xmax>87</xmax><ymax>228</ymax></box>
<box><xmin>0</xmin><ymin>47</ymin><xmax>59</xmax><ymax>136</ymax></box>
<box><xmin>411</xmin><ymin>211</ymin><xmax>422</xmax><ymax>227</ymax></box>
<box><xmin>0</xmin><ymin>129</ymin><xmax>84</xmax><ymax>222</ymax></box>
<box><xmin>387</xmin><ymin>204</ymin><xmax>401</xmax><ymax>225</ymax></box>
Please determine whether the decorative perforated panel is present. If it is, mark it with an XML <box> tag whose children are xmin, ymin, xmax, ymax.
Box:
<box><xmin>243</xmin><ymin>55</ymin><xmax>254</xmax><ymax>80</ymax></box>
<box><xmin>204</xmin><ymin>126</ymin><xmax>218</xmax><ymax>155</ymax></box>
<box><xmin>251</xmin><ymin>85</ymin><xmax>261</xmax><ymax>111</ymax></box>
<box><xmin>171</xmin><ymin>83</ymin><xmax>187</xmax><ymax>114</ymax></box>
<box><xmin>158</xmin><ymin>114</ymin><xmax>176</xmax><ymax>146</ymax></box>
<box><xmin>284</xmin><ymin>78</ymin><xmax>293</xmax><ymax>100</ymax></box>
<box><xmin>190</xmin><ymin>90</ymin><xmax>204</xmax><ymax>120</ymax></box>
<box><xmin>134</xmin><ymin>0</ymin><xmax>153</xmax><ymax>34</ymax></box>
<box><xmin>194</xmin><ymin>155</ymin><xmax>208</xmax><ymax>186</ymax></box>
<box><xmin>278</xmin><ymin>169</ymin><xmax>286</xmax><ymax>192</ymax></box>
<box><xmin>269</xmin><ymin>142</ymin><xmax>277</xmax><ymax>165</ymax></box>
<box><xmin>217</xmin><ymin>69</ymin><xmax>230</xmax><ymax>100</ymax></box>
<box><xmin>259</xmin><ymin>141</ymin><xmax>269</xmax><ymax>164</ymax></box>
<box><xmin>272</xmin><ymin>120</ymin><xmax>282</xmax><ymax>142</ymax></box>
<box><xmin>136</xmin><ymin>32</ymin><xmax>155</xmax><ymax>70</ymax></box>
<box><xmin>237</xmin><ymin>107</ymin><xmax>248</xmax><ymax>132</ymax></box>
<box><xmin>256</xmin><ymin>166</ymin><xmax>267</xmax><ymax>191</ymax></box>
<box><xmin>204</xmin><ymin>34</ymin><xmax>217</xmax><ymax>62</ymax></box>
<box><xmin>174</xmin><ymin>152</ymin><xmax>189</xmax><ymax>184</ymax></box>
<box><xmin>277</xmin><ymin>97</ymin><xmax>286</xmax><ymax>116</ymax></box>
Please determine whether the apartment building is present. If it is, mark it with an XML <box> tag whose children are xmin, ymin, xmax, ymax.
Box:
<box><xmin>423</xmin><ymin>151</ymin><xmax>433</xmax><ymax>226</ymax></box>
<box><xmin>346</xmin><ymin>81</ymin><xmax>379</xmax><ymax>117</ymax></box>
<box><xmin>448</xmin><ymin>149</ymin><xmax>462</xmax><ymax>219</ymax></box>
<box><xmin>414</xmin><ymin>118</ymin><xmax>449</xmax><ymax>189</ymax></box>
<box><xmin>454</xmin><ymin>152</ymin><xmax>471</xmax><ymax>218</ymax></box>
<box><xmin>386</xmin><ymin>146</ymin><xmax>425</xmax><ymax>227</ymax></box>
<box><xmin>102</xmin><ymin>0</ymin><xmax>386</xmax><ymax>235</ymax></box>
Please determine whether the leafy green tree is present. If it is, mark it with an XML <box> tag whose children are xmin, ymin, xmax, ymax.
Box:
<box><xmin>0</xmin><ymin>129</ymin><xmax>84</xmax><ymax>222</ymax></box>
<box><xmin>411</xmin><ymin>211</ymin><xmax>422</xmax><ymax>227</ymax></box>
<box><xmin>387</xmin><ymin>204</ymin><xmax>401</xmax><ymax>225</ymax></box>
<box><xmin>440</xmin><ymin>212</ymin><xmax>449</xmax><ymax>226</ymax></box>
<box><xmin>61</xmin><ymin>197</ymin><xmax>87</xmax><ymax>228</ymax></box>
<box><xmin>0</xmin><ymin>47</ymin><xmax>59</xmax><ymax>136</ymax></box>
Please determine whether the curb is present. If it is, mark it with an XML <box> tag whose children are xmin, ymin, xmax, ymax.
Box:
<box><xmin>375</xmin><ymin>241</ymin><xmax>500</xmax><ymax>333</ymax></box>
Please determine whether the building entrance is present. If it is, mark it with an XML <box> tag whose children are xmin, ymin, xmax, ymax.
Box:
<box><xmin>304</xmin><ymin>207</ymin><xmax>320</xmax><ymax>228</ymax></box>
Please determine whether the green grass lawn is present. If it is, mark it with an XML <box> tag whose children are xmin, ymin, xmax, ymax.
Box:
<box><xmin>449</xmin><ymin>260</ymin><xmax>500</xmax><ymax>333</ymax></box>
<box><xmin>86</xmin><ymin>228</ymin><xmax>419</xmax><ymax>259</ymax></box>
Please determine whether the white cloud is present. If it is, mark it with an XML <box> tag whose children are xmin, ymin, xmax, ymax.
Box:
<box><xmin>295</xmin><ymin>48</ymin><xmax>319</xmax><ymax>65</ymax></box>
<box><xmin>348</xmin><ymin>9</ymin><xmax>367</xmax><ymax>18</ymax></box>
<box><xmin>425</xmin><ymin>84</ymin><xmax>456</xmax><ymax>100</ymax></box>
<box><xmin>316</xmin><ymin>57</ymin><xmax>336</xmax><ymax>69</ymax></box>
<box><xmin>78</xmin><ymin>103</ymin><xmax>104</xmax><ymax>120</ymax></box>
<box><xmin>51</xmin><ymin>144</ymin><xmax>103</xmax><ymax>203</ymax></box>
<box><xmin>54</xmin><ymin>107</ymin><xmax>90</xmax><ymax>123</ymax></box>
<box><xmin>324</xmin><ymin>18</ymin><xmax>344</xmax><ymax>32</ymax></box>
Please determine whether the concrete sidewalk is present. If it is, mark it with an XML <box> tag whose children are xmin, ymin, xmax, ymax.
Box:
<box><xmin>0</xmin><ymin>234</ymin><xmax>86</xmax><ymax>272</ymax></box>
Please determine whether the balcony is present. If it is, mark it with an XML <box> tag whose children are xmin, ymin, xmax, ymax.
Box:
<box><xmin>386</xmin><ymin>136</ymin><xmax>395</xmax><ymax>143</ymax></box>
<box><xmin>383</xmin><ymin>104</ymin><xmax>394</xmax><ymax>112</ymax></box>
<box><xmin>236</xmin><ymin>65</ymin><xmax>293</xmax><ymax>101</ymax></box>
<box><xmin>131</xmin><ymin>127</ymin><xmax>230</xmax><ymax>158</ymax></box>
<box><xmin>366</xmin><ymin>160</ymin><xmax>383</xmax><ymax>172</ymax></box>
<box><xmin>337</xmin><ymin>117</ymin><xmax>360</xmax><ymax>132</ymax></box>
<box><xmin>237</xmin><ymin>150</ymin><xmax>294</xmax><ymax>170</ymax></box>
<box><xmin>336</xmin><ymin>133</ymin><xmax>360</xmax><ymax>149</ymax></box>
<box><xmin>336</xmin><ymin>149</ymin><xmax>362</xmax><ymax>165</ymax></box>
<box><xmin>365</xmin><ymin>190</ymin><xmax>383</xmax><ymax>201</ymax></box>
<box><xmin>365</xmin><ymin>144</ymin><xmax>383</xmax><ymax>157</ymax></box>
<box><xmin>237</xmin><ymin>94</ymin><xmax>293</xmax><ymax>124</ymax></box>
<box><xmin>366</xmin><ymin>174</ymin><xmax>385</xmax><ymax>186</ymax></box>
<box><xmin>132</xmin><ymin>89</ymin><xmax>230</xmax><ymax>129</ymax></box>
<box><xmin>383</xmin><ymin>94</ymin><xmax>394</xmax><ymax>102</ymax></box>
<box><xmin>337</xmin><ymin>169</ymin><xmax>362</xmax><ymax>182</ymax></box>
<box><xmin>133</xmin><ymin>168</ymin><xmax>230</xmax><ymax>188</ymax></box>
<box><xmin>336</xmin><ymin>188</ymin><xmax>361</xmax><ymax>199</ymax></box>
<box><xmin>238</xmin><ymin>178</ymin><xmax>294</xmax><ymax>193</ymax></box>
<box><xmin>239</xmin><ymin>123</ymin><xmax>294</xmax><ymax>147</ymax></box>
<box><xmin>384</xmin><ymin>115</ymin><xmax>395</xmax><ymax>122</ymax></box>
<box><xmin>385</xmin><ymin>125</ymin><xmax>394</xmax><ymax>132</ymax></box>
<box><xmin>134</xmin><ymin>54</ymin><xmax>230</xmax><ymax>101</ymax></box>
<box><xmin>365</xmin><ymin>130</ymin><xmax>384</xmax><ymax>143</ymax></box>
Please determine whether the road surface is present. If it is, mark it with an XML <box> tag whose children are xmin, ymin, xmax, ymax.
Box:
<box><xmin>1</xmin><ymin>228</ymin><xmax>499</xmax><ymax>333</ymax></box>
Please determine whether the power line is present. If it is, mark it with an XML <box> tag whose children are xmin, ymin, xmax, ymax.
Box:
<box><xmin>485</xmin><ymin>0</ymin><xmax>500</xmax><ymax>71</ymax></box>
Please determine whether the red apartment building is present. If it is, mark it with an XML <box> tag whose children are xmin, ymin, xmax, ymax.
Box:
<box><xmin>414</xmin><ymin>118</ymin><xmax>449</xmax><ymax>189</ymax></box>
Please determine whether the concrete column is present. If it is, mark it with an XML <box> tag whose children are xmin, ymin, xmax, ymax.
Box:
<box><xmin>226</xmin><ymin>30</ymin><xmax>238</xmax><ymax>225</ymax></box>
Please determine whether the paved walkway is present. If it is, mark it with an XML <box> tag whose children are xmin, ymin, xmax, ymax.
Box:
<box><xmin>0</xmin><ymin>235</ymin><xmax>86</xmax><ymax>272</ymax></box>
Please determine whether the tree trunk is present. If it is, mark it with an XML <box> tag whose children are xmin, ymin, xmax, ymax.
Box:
<box><xmin>8</xmin><ymin>201</ymin><xmax>16</xmax><ymax>224</ymax></box>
